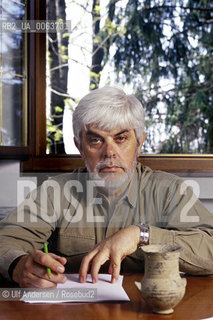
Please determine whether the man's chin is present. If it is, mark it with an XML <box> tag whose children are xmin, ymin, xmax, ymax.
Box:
<box><xmin>90</xmin><ymin>172</ymin><xmax>130</xmax><ymax>190</ymax></box>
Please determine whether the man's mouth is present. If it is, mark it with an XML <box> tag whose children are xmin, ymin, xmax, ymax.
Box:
<box><xmin>99</xmin><ymin>166</ymin><xmax>120</xmax><ymax>172</ymax></box>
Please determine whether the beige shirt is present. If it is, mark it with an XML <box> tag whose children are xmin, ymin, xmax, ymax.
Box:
<box><xmin>0</xmin><ymin>164</ymin><xmax>213</xmax><ymax>280</ymax></box>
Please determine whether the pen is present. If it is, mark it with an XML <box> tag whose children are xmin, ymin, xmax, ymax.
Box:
<box><xmin>43</xmin><ymin>243</ymin><xmax>52</xmax><ymax>278</ymax></box>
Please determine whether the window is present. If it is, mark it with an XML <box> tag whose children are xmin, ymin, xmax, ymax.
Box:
<box><xmin>21</xmin><ymin>0</ymin><xmax>213</xmax><ymax>173</ymax></box>
<box><xmin>0</xmin><ymin>0</ymin><xmax>29</xmax><ymax>157</ymax></box>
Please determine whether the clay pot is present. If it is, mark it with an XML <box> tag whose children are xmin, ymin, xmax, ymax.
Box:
<box><xmin>140</xmin><ymin>244</ymin><xmax>186</xmax><ymax>314</ymax></box>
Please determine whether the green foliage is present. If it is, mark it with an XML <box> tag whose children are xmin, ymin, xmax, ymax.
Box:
<box><xmin>61</xmin><ymin>45</ymin><xmax>68</xmax><ymax>62</ymax></box>
<box><xmin>54</xmin><ymin>129</ymin><xmax>63</xmax><ymax>141</ymax></box>
<box><xmin>90</xmin><ymin>71</ymin><xmax>101</xmax><ymax>80</ymax></box>
<box><xmin>94</xmin><ymin>5</ymin><xmax>101</xmax><ymax>15</ymax></box>
<box><xmin>46</xmin><ymin>118</ymin><xmax>63</xmax><ymax>152</ymax></box>
<box><xmin>108</xmin><ymin>0</ymin><xmax>213</xmax><ymax>153</ymax></box>
<box><xmin>54</xmin><ymin>106</ymin><xmax>63</xmax><ymax>113</ymax></box>
<box><xmin>62</xmin><ymin>33</ymin><xmax>70</xmax><ymax>38</ymax></box>
<box><xmin>46</xmin><ymin>0</ymin><xmax>212</xmax><ymax>154</ymax></box>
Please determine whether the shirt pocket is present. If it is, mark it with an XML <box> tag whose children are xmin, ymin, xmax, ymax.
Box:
<box><xmin>57</xmin><ymin>232</ymin><xmax>96</xmax><ymax>256</ymax></box>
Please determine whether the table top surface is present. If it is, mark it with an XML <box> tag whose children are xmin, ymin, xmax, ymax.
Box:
<box><xmin>0</xmin><ymin>274</ymin><xmax>213</xmax><ymax>320</ymax></box>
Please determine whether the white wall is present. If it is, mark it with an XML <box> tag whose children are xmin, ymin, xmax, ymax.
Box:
<box><xmin>0</xmin><ymin>160</ymin><xmax>20</xmax><ymax>207</ymax></box>
<box><xmin>0</xmin><ymin>160</ymin><xmax>38</xmax><ymax>210</ymax></box>
<box><xmin>183</xmin><ymin>177</ymin><xmax>213</xmax><ymax>213</ymax></box>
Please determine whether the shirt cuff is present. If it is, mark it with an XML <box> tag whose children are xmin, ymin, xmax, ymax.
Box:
<box><xmin>0</xmin><ymin>250</ymin><xmax>27</xmax><ymax>281</ymax></box>
<box><xmin>149</xmin><ymin>226</ymin><xmax>175</xmax><ymax>245</ymax></box>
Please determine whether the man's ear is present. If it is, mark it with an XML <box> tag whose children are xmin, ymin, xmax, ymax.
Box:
<box><xmin>137</xmin><ymin>132</ymin><xmax>145</xmax><ymax>156</ymax></box>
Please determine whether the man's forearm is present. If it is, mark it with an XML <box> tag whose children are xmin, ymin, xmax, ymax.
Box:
<box><xmin>149</xmin><ymin>225</ymin><xmax>213</xmax><ymax>274</ymax></box>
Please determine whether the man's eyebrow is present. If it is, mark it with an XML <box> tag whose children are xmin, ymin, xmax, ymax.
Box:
<box><xmin>114</xmin><ymin>129</ymin><xmax>129</xmax><ymax>137</ymax></box>
<box><xmin>86</xmin><ymin>130</ymin><xmax>103</xmax><ymax>138</ymax></box>
<box><xmin>85</xmin><ymin>129</ymin><xmax>130</xmax><ymax>138</ymax></box>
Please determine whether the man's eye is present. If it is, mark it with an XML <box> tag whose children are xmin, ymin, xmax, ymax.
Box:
<box><xmin>116</xmin><ymin>136</ymin><xmax>126</xmax><ymax>142</ymax></box>
<box><xmin>90</xmin><ymin>137</ymin><xmax>101</xmax><ymax>144</ymax></box>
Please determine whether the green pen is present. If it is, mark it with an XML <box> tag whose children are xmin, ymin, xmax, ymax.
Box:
<box><xmin>43</xmin><ymin>243</ymin><xmax>52</xmax><ymax>277</ymax></box>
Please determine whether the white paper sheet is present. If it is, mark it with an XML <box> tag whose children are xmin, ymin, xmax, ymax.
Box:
<box><xmin>21</xmin><ymin>274</ymin><xmax>130</xmax><ymax>303</ymax></box>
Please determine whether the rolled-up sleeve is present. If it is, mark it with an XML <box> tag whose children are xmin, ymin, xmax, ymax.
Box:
<box><xmin>148</xmin><ymin>174</ymin><xmax>213</xmax><ymax>274</ymax></box>
<box><xmin>0</xmin><ymin>182</ymin><xmax>57</xmax><ymax>280</ymax></box>
<box><xmin>149</xmin><ymin>225</ymin><xmax>213</xmax><ymax>274</ymax></box>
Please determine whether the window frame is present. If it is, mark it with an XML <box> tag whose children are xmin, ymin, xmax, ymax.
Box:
<box><xmin>18</xmin><ymin>0</ymin><xmax>213</xmax><ymax>175</ymax></box>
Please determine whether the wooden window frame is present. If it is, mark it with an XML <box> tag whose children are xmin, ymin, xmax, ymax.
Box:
<box><xmin>21</xmin><ymin>0</ymin><xmax>213</xmax><ymax>176</ymax></box>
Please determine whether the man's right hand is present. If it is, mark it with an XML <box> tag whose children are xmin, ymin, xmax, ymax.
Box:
<box><xmin>12</xmin><ymin>250</ymin><xmax>67</xmax><ymax>288</ymax></box>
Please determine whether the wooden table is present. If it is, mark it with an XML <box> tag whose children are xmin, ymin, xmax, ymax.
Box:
<box><xmin>0</xmin><ymin>274</ymin><xmax>213</xmax><ymax>320</ymax></box>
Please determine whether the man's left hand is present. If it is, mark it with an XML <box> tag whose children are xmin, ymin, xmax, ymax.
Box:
<box><xmin>79</xmin><ymin>225</ymin><xmax>140</xmax><ymax>284</ymax></box>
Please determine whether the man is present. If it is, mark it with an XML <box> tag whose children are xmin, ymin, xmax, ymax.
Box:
<box><xmin>0</xmin><ymin>86</ymin><xmax>213</xmax><ymax>288</ymax></box>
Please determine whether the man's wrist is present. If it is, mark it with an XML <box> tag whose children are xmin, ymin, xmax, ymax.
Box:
<box><xmin>136</xmin><ymin>223</ymin><xmax>150</xmax><ymax>247</ymax></box>
<box><xmin>10</xmin><ymin>255</ymin><xmax>27</xmax><ymax>283</ymax></box>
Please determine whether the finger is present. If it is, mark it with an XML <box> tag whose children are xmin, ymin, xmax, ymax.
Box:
<box><xmin>108</xmin><ymin>255</ymin><xmax>126</xmax><ymax>274</ymax></box>
<box><xmin>90</xmin><ymin>250</ymin><xmax>109</xmax><ymax>283</ymax></box>
<box><xmin>31</xmin><ymin>262</ymin><xmax>67</xmax><ymax>283</ymax></box>
<box><xmin>30</xmin><ymin>250</ymin><xmax>65</xmax><ymax>274</ymax></box>
<box><xmin>108</xmin><ymin>262</ymin><xmax>113</xmax><ymax>275</ymax></box>
<box><xmin>21</xmin><ymin>271</ymin><xmax>57</xmax><ymax>288</ymax></box>
<box><xmin>110</xmin><ymin>256</ymin><xmax>121</xmax><ymax>284</ymax></box>
<box><xmin>79</xmin><ymin>248</ymin><xmax>100</xmax><ymax>283</ymax></box>
<box><xmin>49</xmin><ymin>253</ymin><xmax>67</xmax><ymax>265</ymax></box>
<box><xmin>24</xmin><ymin>256</ymin><xmax>67</xmax><ymax>284</ymax></box>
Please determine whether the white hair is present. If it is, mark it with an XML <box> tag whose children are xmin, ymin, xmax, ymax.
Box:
<box><xmin>73</xmin><ymin>86</ymin><xmax>145</xmax><ymax>146</ymax></box>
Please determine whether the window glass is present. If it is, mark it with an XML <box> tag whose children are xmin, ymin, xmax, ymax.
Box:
<box><xmin>0</xmin><ymin>0</ymin><xmax>27</xmax><ymax>147</ymax></box>
<box><xmin>46</xmin><ymin>0</ymin><xmax>213</xmax><ymax>155</ymax></box>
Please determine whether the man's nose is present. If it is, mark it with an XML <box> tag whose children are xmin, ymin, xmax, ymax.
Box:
<box><xmin>102</xmin><ymin>141</ymin><xmax>116</xmax><ymax>159</ymax></box>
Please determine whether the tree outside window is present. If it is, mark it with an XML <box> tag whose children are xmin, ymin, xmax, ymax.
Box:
<box><xmin>0</xmin><ymin>0</ymin><xmax>27</xmax><ymax>148</ymax></box>
<box><xmin>46</xmin><ymin>0</ymin><xmax>213</xmax><ymax>155</ymax></box>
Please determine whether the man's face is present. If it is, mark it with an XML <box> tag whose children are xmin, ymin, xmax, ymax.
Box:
<box><xmin>78</xmin><ymin>126</ymin><xmax>142</xmax><ymax>189</ymax></box>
